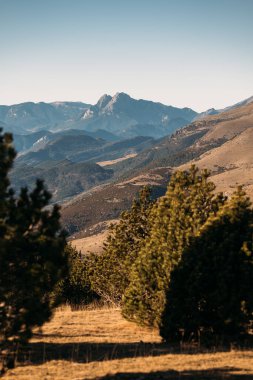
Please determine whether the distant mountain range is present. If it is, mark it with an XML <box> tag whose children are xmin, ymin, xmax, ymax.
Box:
<box><xmin>0</xmin><ymin>93</ymin><xmax>197</xmax><ymax>139</ymax></box>
<box><xmin>2</xmin><ymin>92</ymin><xmax>253</xmax><ymax>209</ymax></box>
<box><xmin>0</xmin><ymin>101</ymin><xmax>91</xmax><ymax>134</ymax></box>
<box><xmin>76</xmin><ymin>92</ymin><xmax>198</xmax><ymax>138</ymax></box>
<box><xmin>1</xmin><ymin>93</ymin><xmax>199</xmax><ymax>202</ymax></box>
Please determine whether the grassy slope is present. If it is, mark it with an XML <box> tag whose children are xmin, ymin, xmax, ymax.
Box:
<box><xmin>179</xmin><ymin>124</ymin><xmax>253</xmax><ymax>199</ymax></box>
<box><xmin>4</xmin><ymin>307</ymin><xmax>253</xmax><ymax>379</ymax></box>
<box><xmin>62</xmin><ymin>167</ymin><xmax>171</xmax><ymax>239</ymax></box>
<box><xmin>70</xmin><ymin>229</ymin><xmax>109</xmax><ymax>254</ymax></box>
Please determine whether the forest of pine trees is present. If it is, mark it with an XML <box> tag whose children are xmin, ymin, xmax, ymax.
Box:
<box><xmin>88</xmin><ymin>166</ymin><xmax>253</xmax><ymax>342</ymax></box>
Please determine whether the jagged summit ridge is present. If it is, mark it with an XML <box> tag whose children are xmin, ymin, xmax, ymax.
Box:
<box><xmin>80</xmin><ymin>92</ymin><xmax>198</xmax><ymax>137</ymax></box>
<box><xmin>96</xmin><ymin>94</ymin><xmax>113</xmax><ymax>109</ymax></box>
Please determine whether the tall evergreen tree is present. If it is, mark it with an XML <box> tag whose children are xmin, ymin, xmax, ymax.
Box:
<box><xmin>160</xmin><ymin>188</ymin><xmax>253</xmax><ymax>343</ymax></box>
<box><xmin>122</xmin><ymin>166</ymin><xmax>226</xmax><ymax>327</ymax></box>
<box><xmin>90</xmin><ymin>187</ymin><xmax>153</xmax><ymax>303</ymax></box>
<box><xmin>0</xmin><ymin>130</ymin><xmax>68</xmax><ymax>372</ymax></box>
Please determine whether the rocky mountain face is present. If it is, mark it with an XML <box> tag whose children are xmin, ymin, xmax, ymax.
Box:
<box><xmin>78</xmin><ymin>92</ymin><xmax>198</xmax><ymax>138</ymax></box>
<box><xmin>13</xmin><ymin>130</ymin><xmax>53</xmax><ymax>152</ymax></box>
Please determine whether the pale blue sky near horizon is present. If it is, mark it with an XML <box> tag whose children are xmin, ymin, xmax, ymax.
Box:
<box><xmin>0</xmin><ymin>0</ymin><xmax>253</xmax><ymax>111</ymax></box>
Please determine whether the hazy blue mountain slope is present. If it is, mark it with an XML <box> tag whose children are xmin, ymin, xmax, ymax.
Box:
<box><xmin>14</xmin><ymin>128</ymin><xmax>118</xmax><ymax>154</ymax></box>
<box><xmin>16</xmin><ymin>133</ymin><xmax>154</xmax><ymax>166</ymax></box>
<box><xmin>16</xmin><ymin>134</ymin><xmax>105</xmax><ymax>165</ymax></box>
<box><xmin>0</xmin><ymin>101</ymin><xmax>90</xmax><ymax>132</ymax></box>
<box><xmin>10</xmin><ymin>160</ymin><xmax>113</xmax><ymax>202</ymax></box>
<box><xmin>14</xmin><ymin>130</ymin><xmax>53</xmax><ymax>152</ymax></box>
<box><xmin>0</xmin><ymin>94</ymin><xmax>197</xmax><ymax>137</ymax></box>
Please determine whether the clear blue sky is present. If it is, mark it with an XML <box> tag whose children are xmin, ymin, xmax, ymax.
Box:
<box><xmin>0</xmin><ymin>0</ymin><xmax>252</xmax><ymax>111</ymax></box>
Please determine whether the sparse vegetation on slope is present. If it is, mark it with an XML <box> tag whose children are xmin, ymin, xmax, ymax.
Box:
<box><xmin>61</xmin><ymin>167</ymin><xmax>171</xmax><ymax>238</ymax></box>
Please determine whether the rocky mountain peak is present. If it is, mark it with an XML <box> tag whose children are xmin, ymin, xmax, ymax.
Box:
<box><xmin>103</xmin><ymin>92</ymin><xmax>133</xmax><ymax>113</ymax></box>
<box><xmin>113</xmin><ymin>92</ymin><xmax>131</xmax><ymax>101</ymax></box>
<box><xmin>96</xmin><ymin>94</ymin><xmax>112</xmax><ymax>109</ymax></box>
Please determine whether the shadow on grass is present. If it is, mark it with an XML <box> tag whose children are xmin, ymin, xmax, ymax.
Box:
<box><xmin>16</xmin><ymin>337</ymin><xmax>253</xmax><ymax>366</ymax></box>
<box><xmin>17</xmin><ymin>341</ymin><xmax>189</xmax><ymax>364</ymax></box>
<box><xmin>98</xmin><ymin>367</ymin><xmax>253</xmax><ymax>379</ymax></box>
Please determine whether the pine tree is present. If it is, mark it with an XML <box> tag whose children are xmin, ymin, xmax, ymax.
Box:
<box><xmin>0</xmin><ymin>130</ymin><xmax>68</xmax><ymax>372</ymax></box>
<box><xmin>160</xmin><ymin>187</ymin><xmax>253</xmax><ymax>343</ymax></box>
<box><xmin>122</xmin><ymin>166</ymin><xmax>226</xmax><ymax>327</ymax></box>
<box><xmin>90</xmin><ymin>187</ymin><xmax>153</xmax><ymax>303</ymax></box>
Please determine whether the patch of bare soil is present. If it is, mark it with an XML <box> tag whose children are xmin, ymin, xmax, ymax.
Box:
<box><xmin>97</xmin><ymin>153</ymin><xmax>137</xmax><ymax>167</ymax></box>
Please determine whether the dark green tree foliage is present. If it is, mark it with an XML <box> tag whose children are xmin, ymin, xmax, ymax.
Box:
<box><xmin>90</xmin><ymin>187</ymin><xmax>153</xmax><ymax>303</ymax></box>
<box><xmin>0</xmin><ymin>130</ymin><xmax>67</xmax><ymax>371</ymax></box>
<box><xmin>56</xmin><ymin>245</ymin><xmax>99</xmax><ymax>309</ymax></box>
<box><xmin>122</xmin><ymin>166</ymin><xmax>226</xmax><ymax>327</ymax></box>
<box><xmin>160</xmin><ymin>188</ymin><xmax>253</xmax><ymax>343</ymax></box>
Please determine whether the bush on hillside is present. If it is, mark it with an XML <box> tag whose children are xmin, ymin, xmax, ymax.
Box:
<box><xmin>160</xmin><ymin>188</ymin><xmax>253</xmax><ymax>343</ymax></box>
<box><xmin>122</xmin><ymin>166</ymin><xmax>227</xmax><ymax>327</ymax></box>
<box><xmin>56</xmin><ymin>245</ymin><xmax>100</xmax><ymax>309</ymax></box>
<box><xmin>0</xmin><ymin>130</ymin><xmax>68</xmax><ymax>373</ymax></box>
<box><xmin>90</xmin><ymin>187</ymin><xmax>153</xmax><ymax>303</ymax></box>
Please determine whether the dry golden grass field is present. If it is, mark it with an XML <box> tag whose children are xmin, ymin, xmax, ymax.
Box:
<box><xmin>97</xmin><ymin>153</ymin><xmax>137</xmax><ymax>167</ymax></box>
<box><xmin>70</xmin><ymin>230</ymin><xmax>109</xmax><ymax>254</ymax></box>
<box><xmin>3</xmin><ymin>306</ymin><xmax>253</xmax><ymax>380</ymax></box>
<box><xmin>179</xmin><ymin>126</ymin><xmax>253</xmax><ymax>200</ymax></box>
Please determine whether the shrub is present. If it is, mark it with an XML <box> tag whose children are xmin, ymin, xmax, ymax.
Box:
<box><xmin>160</xmin><ymin>188</ymin><xmax>253</xmax><ymax>343</ymax></box>
<box><xmin>122</xmin><ymin>166</ymin><xmax>227</xmax><ymax>327</ymax></box>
